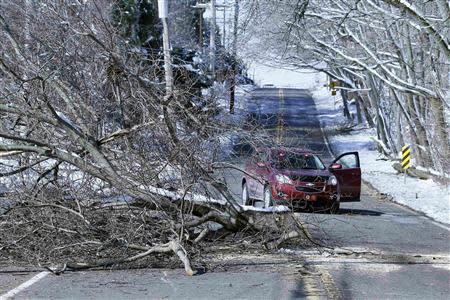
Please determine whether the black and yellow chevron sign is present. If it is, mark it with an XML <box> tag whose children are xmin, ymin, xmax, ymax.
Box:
<box><xmin>401</xmin><ymin>145</ymin><xmax>411</xmax><ymax>171</ymax></box>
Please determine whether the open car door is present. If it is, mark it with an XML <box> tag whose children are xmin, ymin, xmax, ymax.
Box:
<box><xmin>330</xmin><ymin>152</ymin><xmax>361</xmax><ymax>202</ymax></box>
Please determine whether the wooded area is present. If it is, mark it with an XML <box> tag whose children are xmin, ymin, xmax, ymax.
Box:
<box><xmin>243</xmin><ymin>0</ymin><xmax>449</xmax><ymax>171</ymax></box>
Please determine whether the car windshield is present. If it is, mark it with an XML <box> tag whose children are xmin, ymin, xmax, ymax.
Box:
<box><xmin>272</xmin><ymin>152</ymin><xmax>325</xmax><ymax>170</ymax></box>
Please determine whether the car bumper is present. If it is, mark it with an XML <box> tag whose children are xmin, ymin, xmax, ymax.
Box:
<box><xmin>270</xmin><ymin>183</ymin><xmax>337</xmax><ymax>204</ymax></box>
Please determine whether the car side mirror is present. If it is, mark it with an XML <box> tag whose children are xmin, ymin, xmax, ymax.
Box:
<box><xmin>329</xmin><ymin>163</ymin><xmax>343</xmax><ymax>170</ymax></box>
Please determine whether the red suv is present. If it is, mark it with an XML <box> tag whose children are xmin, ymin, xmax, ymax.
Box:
<box><xmin>241</xmin><ymin>148</ymin><xmax>361</xmax><ymax>213</ymax></box>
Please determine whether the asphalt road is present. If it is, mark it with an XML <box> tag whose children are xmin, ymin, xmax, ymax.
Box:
<box><xmin>228</xmin><ymin>88</ymin><xmax>449</xmax><ymax>253</ymax></box>
<box><xmin>220</xmin><ymin>87</ymin><xmax>450</xmax><ymax>299</ymax></box>
<box><xmin>0</xmin><ymin>269</ymin><xmax>294</xmax><ymax>300</ymax></box>
<box><xmin>1</xmin><ymin>88</ymin><xmax>449</xmax><ymax>299</ymax></box>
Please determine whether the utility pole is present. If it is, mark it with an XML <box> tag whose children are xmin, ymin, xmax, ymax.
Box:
<box><xmin>209</xmin><ymin>0</ymin><xmax>216</xmax><ymax>78</ymax></box>
<box><xmin>221</xmin><ymin>7</ymin><xmax>226</xmax><ymax>46</ymax></box>
<box><xmin>215</xmin><ymin>7</ymin><xmax>226</xmax><ymax>46</ymax></box>
<box><xmin>162</xmin><ymin>17</ymin><xmax>173</xmax><ymax>95</ymax></box>
<box><xmin>198</xmin><ymin>8</ymin><xmax>203</xmax><ymax>51</ymax></box>
<box><xmin>158</xmin><ymin>0</ymin><xmax>173</xmax><ymax>97</ymax></box>
<box><xmin>158</xmin><ymin>0</ymin><xmax>178</xmax><ymax>143</ymax></box>
<box><xmin>24</xmin><ymin>0</ymin><xmax>31</xmax><ymax>51</ymax></box>
<box><xmin>229</xmin><ymin>0</ymin><xmax>239</xmax><ymax>114</ymax></box>
<box><xmin>193</xmin><ymin>1</ymin><xmax>227</xmax><ymax>76</ymax></box>
<box><xmin>192</xmin><ymin>3</ymin><xmax>206</xmax><ymax>52</ymax></box>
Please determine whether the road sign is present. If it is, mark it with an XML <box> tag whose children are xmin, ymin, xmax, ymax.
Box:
<box><xmin>329</xmin><ymin>80</ymin><xmax>339</xmax><ymax>95</ymax></box>
<box><xmin>401</xmin><ymin>145</ymin><xmax>411</xmax><ymax>171</ymax></box>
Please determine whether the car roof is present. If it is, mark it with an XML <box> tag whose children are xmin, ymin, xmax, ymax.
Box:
<box><xmin>255</xmin><ymin>147</ymin><xmax>319</xmax><ymax>156</ymax></box>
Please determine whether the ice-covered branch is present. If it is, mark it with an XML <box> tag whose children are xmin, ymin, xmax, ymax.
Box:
<box><xmin>381</xmin><ymin>0</ymin><xmax>450</xmax><ymax>56</ymax></box>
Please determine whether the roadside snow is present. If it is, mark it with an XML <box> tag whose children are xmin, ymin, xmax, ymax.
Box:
<box><xmin>240</xmin><ymin>205</ymin><xmax>291</xmax><ymax>213</ymax></box>
<box><xmin>313</xmin><ymin>85</ymin><xmax>450</xmax><ymax>225</ymax></box>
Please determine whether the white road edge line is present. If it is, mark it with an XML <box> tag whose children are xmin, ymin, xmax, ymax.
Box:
<box><xmin>0</xmin><ymin>271</ymin><xmax>50</xmax><ymax>300</ymax></box>
<box><xmin>421</xmin><ymin>216</ymin><xmax>450</xmax><ymax>232</ymax></box>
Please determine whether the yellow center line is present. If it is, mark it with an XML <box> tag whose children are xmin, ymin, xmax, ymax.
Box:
<box><xmin>292</xmin><ymin>213</ymin><xmax>342</xmax><ymax>299</ymax></box>
<box><xmin>316</xmin><ymin>265</ymin><xmax>342</xmax><ymax>300</ymax></box>
<box><xmin>277</xmin><ymin>88</ymin><xmax>285</xmax><ymax>144</ymax></box>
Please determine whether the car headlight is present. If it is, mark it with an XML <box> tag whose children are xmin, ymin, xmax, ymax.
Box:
<box><xmin>328</xmin><ymin>175</ymin><xmax>338</xmax><ymax>186</ymax></box>
<box><xmin>275</xmin><ymin>174</ymin><xmax>292</xmax><ymax>184</ymax></box>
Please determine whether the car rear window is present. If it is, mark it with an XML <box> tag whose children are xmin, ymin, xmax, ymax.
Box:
<box><xmin>272</xmin><ymin>152</ymin><xmax>325</xmax><ymax>170</ymax></box>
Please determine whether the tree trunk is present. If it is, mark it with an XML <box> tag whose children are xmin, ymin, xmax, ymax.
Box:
<box><xmin>359</xmin><ymin>93</ymin><xmax>375</xmax><ymax>128</ymax></box>
<box><xmin>367</xmin><ymin>75</ymin><xmax>390</xmax><ymax>151</ymax></box>
<box><xmin>340</xmin><ymin>88</ymin><xmax>352</xmax><ymax>120</ymax></box>
<box><xmin>430</xmin><ymin>96</ymin><xmax>449</xmax><ymax>170</ymax></box>
<box><xmin>405</xmin><ymin>94</ymin><xmax>433</xmax><ymax>168</ymax></box>
<box><xmin>355</xmin><ymin>93</ymin><xmax>363</xmax><ymax>124</ymax></box>
<box><xmin>394</xmin><ymin>99</ymin><xmax>404</xmax><ymax>151</ymax></box>
<box><xmin>229</xmin><ymin>0</ymin><xmax>239</xmax><ymax>114</ymax></box>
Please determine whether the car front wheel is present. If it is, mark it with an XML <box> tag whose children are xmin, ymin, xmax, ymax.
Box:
<box><xmin>242</xmin><ymin>182</ymin><xmax>251</xmax><ymax>206</ymax></box>
<box><xmin>263</xmin><ymin>185</ymin><xmax>273</xmax><ymax>208</ymax></box>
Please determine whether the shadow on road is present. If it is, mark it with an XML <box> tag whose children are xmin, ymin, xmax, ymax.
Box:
<box><xmin>338</xmin><ymin>208</ymin><xmax>384</xmax><ymax>216</ymax></box>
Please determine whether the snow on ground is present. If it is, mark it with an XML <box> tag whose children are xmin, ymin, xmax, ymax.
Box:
<box><xmin>246</xmin><ymin>62</ymin><xmax>326</xmax><ymax>89</ymax></box>
<box><xmin>240</xmin><ymin>205</ymin><xmax>290</xmax><ymax>213</ymax></box>
<box><xmin>313</xmin><ymin>85</ymin><xmax>450</xmax><ymax>225</ymax></box>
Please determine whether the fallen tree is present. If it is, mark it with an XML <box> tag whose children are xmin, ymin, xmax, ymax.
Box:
<box><xmin>0</xmin><ymin>0</ymin><xmax>312</xmax><ymax>274</ymax></box>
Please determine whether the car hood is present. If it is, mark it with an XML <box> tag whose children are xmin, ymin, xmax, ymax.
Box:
<box><xmin>276</xmin><ymin>168</ymin><xmax>330</xmax><ymax>179</ymax></box>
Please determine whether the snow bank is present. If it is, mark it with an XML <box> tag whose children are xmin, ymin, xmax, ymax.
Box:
<box><xmin>313</xmin><ymin>85</ymin><xmax>450</xmax><ymax>225</ymax></box>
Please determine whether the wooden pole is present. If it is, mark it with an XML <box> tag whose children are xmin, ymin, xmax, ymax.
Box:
<box><xmin>162</xmin><ymin>17</ymin><xmax>173</xmax><ymax>97</ymax></box>
<box><xmin>210</xmin><ymin>0</ymin><xmax>216</xmax><ymax>77</ymax></box>
<box><xmin>229</xmin><ymin>0</ymin><xmax>239</xmax><ymax>114</ymax></box>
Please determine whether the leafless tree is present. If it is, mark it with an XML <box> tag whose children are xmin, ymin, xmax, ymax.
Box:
<box><xmin>0</xmin><ymin>0</ymin><xmax>313</xmax><ymax>274</ymax></box>
<box><xmin>241</xmin><ymin>0</ymin><xmax>449</xmax><ymax>173</ymax></box>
